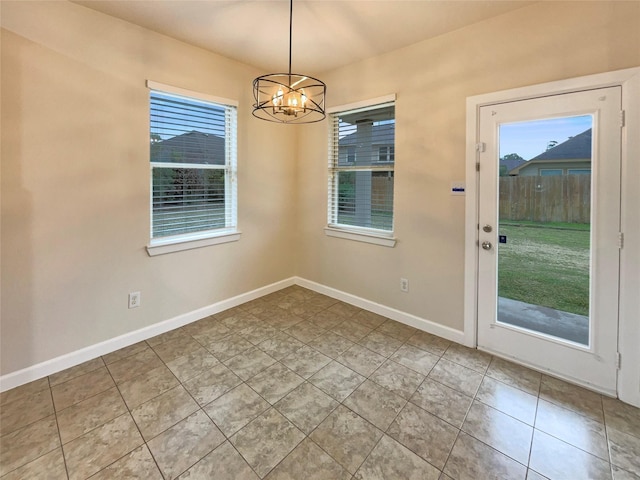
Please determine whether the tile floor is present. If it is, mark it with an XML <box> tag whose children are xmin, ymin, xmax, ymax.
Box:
<box><xmin>1</xmin><ymin>285</ymin><xmax>639</xmax><ymax>479</ymax></box>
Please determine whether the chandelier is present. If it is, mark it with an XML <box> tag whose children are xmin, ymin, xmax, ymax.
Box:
<box><xmin>252</xmin><ymin>0</ymin><xmax>326</xmax><ymax>124</ymax></box>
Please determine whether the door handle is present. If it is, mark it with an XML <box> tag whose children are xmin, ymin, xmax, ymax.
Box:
<box><xmin>482</xmin><ymin>241</ymin><xmax>493</xmax><ymax>250</ymax></box>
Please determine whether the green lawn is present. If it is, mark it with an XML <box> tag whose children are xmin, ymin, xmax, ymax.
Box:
<box><xmin>498</xmin><ymin>223</ymin><xmax>590</xmax><ymax>316</ymax></box>
<box><xmin>336</xmin><ymin>210</ymin><xmax>393</xmax><ymax>231</ymax></box>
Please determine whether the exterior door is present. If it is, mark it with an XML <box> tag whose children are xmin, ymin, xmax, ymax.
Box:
<box><xmin>476</xmin><ymin>87</ymin><xmax>622</xmax><ymax>393</ymax></box>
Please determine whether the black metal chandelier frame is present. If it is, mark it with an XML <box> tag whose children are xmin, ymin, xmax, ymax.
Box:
<box><xmin>252</xmin><ymin>0</ymin><xmax>326</xmax><ymax>124</ymax></box>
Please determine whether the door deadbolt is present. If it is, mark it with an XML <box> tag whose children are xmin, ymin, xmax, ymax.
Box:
<box><xmin>483</xmin><ymin>224</ymin><xmax>493</xmax><ymax>233</ymax></box>
<box><xmin>481</xmin><ymin>241</ymin><xmax>493</xmax><ymax>250</ymax></box>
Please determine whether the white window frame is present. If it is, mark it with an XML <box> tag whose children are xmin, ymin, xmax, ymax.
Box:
<box><xmin>326</xmin><ymin>94</ymin><xmax>397</xmax><ymax>248</ymax></box>
<box><xmin>146</xmin><ymin>80</ymin><xmax>240</xmax><ymax>256</ymax></box>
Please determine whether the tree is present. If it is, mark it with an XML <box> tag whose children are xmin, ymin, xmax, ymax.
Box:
<box><xmin>150</xmin><ymin>134</ymin><xmax>163</xmax><ymax>159</ymax></box>
<box><xmin>546</xmin><ymin>140</ymin><xmax>558</xmax><ymax>150</ymax></box>
<box><xmin>501</xmin><ymin>153</ymin><xmax>524</xmax><ymax>162</ymax></box>
<box><xmin>499</xmin><ymin>153</ymin><xmax>524</xmax><ymax>176</ymax></box>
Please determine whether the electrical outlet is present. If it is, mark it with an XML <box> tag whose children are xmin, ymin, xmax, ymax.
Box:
<box><xmin>400</xmin><ymin>278</ymin><xmax>409</xmax><ymax>293</ymax></box>
<box><xmin>128</xmin><ymin>291</ymin><xmax>141</xmax><ymax>309</ymax></box>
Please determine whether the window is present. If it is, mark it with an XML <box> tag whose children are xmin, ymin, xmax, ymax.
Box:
<box><xmin>328</xmin><ymin>98</ymin><xmax>395</xmax><ymax>243</ymax></box>
<box><xmin>147</xmin><ymin>81</ymin><xmax>238</xmax><ymax>254</ymax></box>
<box><xmin>568</xmin><ymin>168</ymin><xmax>591</xmax><ymax>175</ymax></box>
<box><xmin>539</xmin><ymin>168</ymin><xmax>563</xmax><ymax>176</ymax></box>
<box><xmin>378</xmin><ymin>146</ymin><xmax>395</xmax><ymax>163</ymax></box>
<box><xmin>340</xmin><ymin>146</ymin><xmax>356</xmax><ymax>164</ymax></box>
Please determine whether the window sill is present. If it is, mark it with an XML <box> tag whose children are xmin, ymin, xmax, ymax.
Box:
<box><xmin>146</xmin><ymin>230</ymin><xmax>241</xmax><ymax>256</ymax></box>
<box><xmin>324</xmin><ymin>226</ymin><xmax>396</xmax><ymax>247</ymax></box>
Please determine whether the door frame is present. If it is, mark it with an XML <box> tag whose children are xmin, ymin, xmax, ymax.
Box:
<box><xmin>464</xmin><ymin>67</ymin><xmax>640</xmax><ymax>407</ymax></box>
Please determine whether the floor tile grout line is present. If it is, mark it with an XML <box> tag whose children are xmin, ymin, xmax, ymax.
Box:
<box><xmin>130</xmin><ymin>342</ymin><xmax>229</xmax><ymax>479</ymax></box>
<box><xmin>159</xmin><ymin>318</ymin><xmax>596</xmax><ymax>476</ymax></box>
<box><xmin>602</xmin><ymin>410</ymin><xmax>620</xmax><ymax>479</ymax></box>
<box><xmin>0</xmin><ymin>384</ymin><xmax>51</xmax><ymax>412</ymax></box>
<box><xmin>459</xmin><ymin>417</ymin><xmax>534</xmax><ymax>473</ymax></box>
<box><xmin>101</xmin><ymin>340</ymin><xmax>152</xmax><ymax>367</ymax></box>
<box><xmin>6</xmin><ymin>287</ymin><xmax>638</xmax><ymax>478</ymax></box>
<box><xmin>227</xmin><ymin>438</ymin><xmax>263</xmax><ymax>479</ymax></box>
<box><xmin>529</xmin><ymin>427</ymin><xmax>616</xmax><ymax>476</ymax></box>
<box><xmin>442</xmin><ymin>365</ymin><xmax>495</xmax><ymax>474</ymax></box>
<box><xmin>440</xmin><ymin>424</ymin><xmax>464</xmax><ymax>478</ymax></box>
<box><xmin>302</xmin><ymin>411</ymin><xmax>374</xmax><ymax>477</ymax></box>
<box><xmin>3</xmin><ymin>367</ymin><xmax>120</xmax><ymax>478</ymax></box>
<box><xmin>472</xmin><ymin>396</ymin><xmax>536</xmax><ymax>427</ymax></box>
<box><xmin>463</xmin><ymin>362</ymin><xmax>617</xmax><ymax>475</ymax></box>
<box><xmin>530</xmin><ymin>424</ymin><xmax>613</xmax><ymax>465</ymax></box>
<box><xmin>84</xmin><ymin>360</ymin><xmax>161</xmax><ymax>480</ymax></box>
<box><xmin>527</xmin><ymin>392</ymin><xmax>540</xmax><ymax>471</ymax></box>
<box><xmin>198</xmin><ymin>382</ymin><xmax>263</xmax><ymax>440</ymax></box>
<box><xmin>200</xmin><ymin>304</ymin><xmax>484</xmax><ymax>480</ymax></box>
<box><xmin>451</xmin><ymin>428</ymin><xmax>534</xmax><ymax>475</ymax></box>
<box><xmin>115</xmin><ymin>366</ymin><xmax>182</xmax><ymax>411</ymax></box>
<box><xmin>0</xmin><ymin>392</ymin><xmax>56</xmax><ymax>438</ymax></box>
<box><xmin>129</xmin><ymin>303</ymin><xmax>625</xmax><ymax>476</ymax></box>
<box><xmin>483</xmin><ymin>370</ymin><xmax>541</xmax><ymax>397</ymax></box>
<box><xmin>50</xmin><ymin>400</ymin><xmax>71</xmax><ymax>480</ymax></box>
<box><xmin>160</xmin><ymin>419</ymin><xmax>222</xmax><ymax>480</ymax></box>
<box><xmin>238</xmin><ymin>424</ymin><xmax>307</xmax><ymax>479</ymax></box>
<box><xmin>536</xmin><ymin>393</ymin><xmax>607</xmax><ymax>426</ymax></box>
<box><xmin>378</xmin><ymin>398</ymin><xmax>446</xmax><ymax>471</ymax></box>
<box><xmin>16</xmin><ymin>338</ymin><xmax>410</xmax><ymax>472</ymax></box>
<box><xmin>48</xmin><ymin>375</ymin><xmax>119</xmax><ymax>423</ymax></box>
<box><xmin>223</xmin><ymin>325</ymin><xmax>396</xmax><ymax>477</ymax></box>
<box><xmin>460</xmin><ymin>364</ymin><xmax>535</xmax><ymax>472</ymax></box>
<box><xmin>351</xmin><ymin>432</ymin><xmax>386</xmax><ymax>478</ymax></box>
<box><xmin>47</xmin><ymin>358</ymin><xmax>107</xmax><ymax>389</ymax></box>
<box><xmin>308</xmin><ymin>335</ymin><xmax>433</xmax><ymax>476</ymax></box>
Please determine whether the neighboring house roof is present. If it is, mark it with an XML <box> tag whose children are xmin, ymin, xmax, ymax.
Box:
<box><xmin>151</xmin><ymin>130</ymin><xmax>225</xmax><ymax>165</ymax></box>
<box><xmin>529</xmin><ymin>128</ymin><xmax>592</xmax><ymax>161</ymax></box>
<box><xmin>508</xmin><ymin>128</ymin><xmax>592</xmax><ymax>175</ymax></box>
<box><xmin>500</xmin><ymin>157</ymin><xmax>526</xmax><ymax>172</ymax></box>
<box><xmin>339</xmin><ymin>123</ymin><xmax>395</xmax><ymax>147</ymax></box>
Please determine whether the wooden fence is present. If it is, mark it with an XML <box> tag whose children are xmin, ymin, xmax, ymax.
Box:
<box><xmin>499</xmin><ymin>175</ymin><xmax>591</xmax><ymax>223</ymax></box>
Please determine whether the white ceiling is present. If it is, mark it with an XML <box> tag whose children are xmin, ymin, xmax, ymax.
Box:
<box><xmin>74</xmin><ymin>0</ymin><xmax>534</xmax><ymax>75</ymax></box>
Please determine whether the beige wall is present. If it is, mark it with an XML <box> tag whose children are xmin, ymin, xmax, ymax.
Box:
<box><xmin>296</xmin><ymin>1</ymin><xmax>640</xmax><ymax>331</ymax></box>
<box><xmin>1</xmin><ymin>1</ymin><xmax>639</xmax><ymax>377</ymax></box>
<box><xmin>1</xmin><ymin>1</ymin><xmax>298</xmax><ymax>375</ymax></box>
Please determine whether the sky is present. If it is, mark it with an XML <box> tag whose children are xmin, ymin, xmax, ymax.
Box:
<box><xmin>151</xmin><ymin>90</ymin><xmax>226</xmax><ymax>140</ymax></box>
<box><xmin>499</xmin><ymin>115</ymin><xmax>593</xmax><ymax>160</ymax></box>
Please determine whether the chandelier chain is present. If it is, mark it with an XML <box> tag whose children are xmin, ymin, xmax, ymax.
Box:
<box><xmin>288</xmin><ymin>0</ymin><xmax>293</xmax><ymax>79</ymax></box>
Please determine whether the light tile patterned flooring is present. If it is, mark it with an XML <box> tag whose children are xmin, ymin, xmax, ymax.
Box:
<box><xmin>1</xmin><ymin>286</ymin><xmax>639</xmax><ymax>479</ymax></box>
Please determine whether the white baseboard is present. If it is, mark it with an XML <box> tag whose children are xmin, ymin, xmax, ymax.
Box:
<box><xmin>294</xmin><ymin>277</ymin><xmax>465</xmax><ymax>344</ymax></box>
<box><xmin>0</xmin><ymin>277</ymin><xmax>296</xmax><ymax>392</ymax></box>
<box><xmin>1</xmin><ymin>276</ymin><xmax>465</xmax><ymax>393</ymax></box>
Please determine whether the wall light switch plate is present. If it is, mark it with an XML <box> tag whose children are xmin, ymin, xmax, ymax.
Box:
<box><xmin>451</xmin><ymin>182</ymin><xmax>465</xmax><ymax>196</ymax></box>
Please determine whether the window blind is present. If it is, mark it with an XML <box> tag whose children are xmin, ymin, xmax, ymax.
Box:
<box><xmin>150</xmin><ymin>89</ymin><xmax>237</xmax><ymax>240</ymax></box>
<box><xmin>328</xmin><ymin>102</ymin><xmax>395</xmax><ymax>232</ymax></box>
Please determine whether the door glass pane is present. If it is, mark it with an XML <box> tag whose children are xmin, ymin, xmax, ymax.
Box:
<box><xmin>497</xmin><ymin>115</ymin><xmax>593</xmax><ymax>345</ymax></box>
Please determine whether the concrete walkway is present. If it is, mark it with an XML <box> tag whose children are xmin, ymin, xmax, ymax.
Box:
<box><xmin>498</xmin><ymin>297</ymin><xmax>589</xmax><ymax>345</ymax></box>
